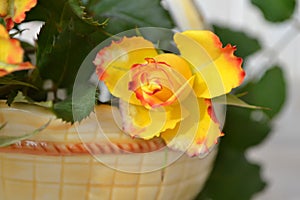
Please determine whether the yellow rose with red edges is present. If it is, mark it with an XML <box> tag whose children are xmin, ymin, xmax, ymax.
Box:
<box><xmin>0</xmin><ymin>0</ymin><xmax>37</xmax><ymax>30</ymax></box>
<box><xmin>94</xmin><ymin>30</ymin><xmax>245</xmax><ymax>157</ymax></box>
<box><xmin>0</xmin><ymin>24</ymin><xmax>35</xmax><ymax>77</ymax></box>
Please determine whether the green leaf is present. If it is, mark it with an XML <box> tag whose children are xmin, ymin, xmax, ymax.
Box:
<box><xmin>53</xmin><ymin>85</ymin><xmax>97</xmax><ymax>123</ymax></box>
<box><xmin>68</xmin><ymin>0</ymin><xmax>107</xmax><ymax>26</ymax></box>
<box><xmin>87</xmin><ymin>0</ymin><xmax>174</xmax><ymax>34</ymax></box>
<box><xmin>9</xmin><ymin>91</ymin><xmax>53</xmax><ymax>108</ymax></box>
<box><xmin>251</xmin><ymin>0</ymin><xmax>296</xmax><ymax>22</ymax></box>
<box><xmin>0</xmin><ymin>76</ymin><xmax>38</xmax><ymax>89</ymax></box>
<box><xmin>213</xmin><ymin>94</ymin><xmax>269</xmax><ymax>110</ymax></box>
<box><xmin>34</xmin><ymin>0</ymin><xmax>107</xmax><ymax>91</ymax></box>
<box><xmin>197</xmin><ymin>147</ymin><xmax>266</xmax><ymax>200</ymax></box>
<box><xmin>25</xmin><ymin>0</ymin><xmax>66</xmax><ymax>22</ymax></box>
<box><xmin>0</xmin><ymin>120</ymin><xmax>51</xmax><ymax>147</ymax></box>
<box><xmin>213</xmin><ymin>25</ymin><xmax>261</xmax><ymax>59</ymax></box>
<box><xmin>241</xmin><ymin>66</ymin><xmax>286</xmax><ymax>119</ymax></box>
<box><xmin>224</xmin><ymin>107</ymin><xmax>271</xmax><ymax>150</ymax></box>
<box><xmin>197</xmin><ymin>106</ymin><xmax>271</xmax><ymax>199</ymax></box>
<box><xmin>0</xmin><ymin>18</ymin><xmax>5</xmax><ymax>26</ymax></box>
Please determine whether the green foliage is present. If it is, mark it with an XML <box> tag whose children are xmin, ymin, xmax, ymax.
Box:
<box><xmin>198</xmin><ymin>148</ymin><xmax>266</xmax><ymax>200</ymax></box>
<box><xmin>213</xmin><ymin>25</ymin><xmax>261</xmax><ymax>59</ymax></box>
<box><xmin>0</xmin><ymin>18</ymin><xmax>4</xmax><ymax>25</ymax></box>
<box><xmin>0</xmin><ymin>76</ymin><xmax>37</xmax><ymax>89</ymax></box>
<box><xmin>53</xmin><ymin>85</ymin><xmax>97</xmax><ymax>123</ymax></box>
<box><xmin>0</xmin><ymin>120</ymin><xmax>50</xmax><ymax>147</ymax></box>
<box><xmin>213</xmin><ymin>94</ymin><xmax>268</xmax><ymax>110</ymax></box>
<box><xmin>30</xmin><ymin>0</ymin><xmax>106</xmax><ymax>91</ymax></box>
<box><xmin>68</xmin><ymin>0</ymin><xmax>107</xmax><ymax>27</ymax></box>
<box><xmin>7</xmin><ymin>0</ymin><xmax>174</xmax><ymax>123</ymax></box>
<box><xmin>251</xmin><ymin>0</ymin><xmax>296</xmax><ymax>22</ymax></box>
<box><xmin>242</xmin><ymin>66</ymin><xmax>286</xmax><ymax>118</ymax></box>
<box><xmin>86</xmin><ymin>0</ymin><xmax>174</xmax><ymax>34</ymax></box>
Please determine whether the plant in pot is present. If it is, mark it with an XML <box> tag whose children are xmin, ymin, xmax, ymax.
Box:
<box><xmin>0</xmin><ymin>0</ymin><xmax>287</xmax><ymax>200</ymax></box>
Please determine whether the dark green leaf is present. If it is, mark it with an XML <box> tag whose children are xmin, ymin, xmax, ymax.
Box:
<box><xmin>223</xmin><ymin>107</ymin><xmax>271</xmax><ymax>150</ymax></box>
<box><xmin>36</xmin><ymin>21</ymin><xmax>57</xmax><ymax>68</ymax></box>
<box><xmin>197</xmin><ymin>106</ymin><xmax>271</xmax><ymax>199</ymax></box>
<box><xmin>87</xmin><ymin>0</ymin><xmax>174</xmax><ymax>34</ymax></box>
<box><xmin>53</xmin><ymin>85</ymin><xmax>96</xmax><ymax>123</ymax></box>
<box><xmin>213</xmin><ymin>25</ymin><xmax>261</xmax><ymax>59</ymax></box>
<box><xmin>0</xmin><ymin>18</ymin><xmax>5</xmax><ymax>26</ymax></box>
<box><xmin>25</xmin><ymin>0</ymin><xmax>66</xmax><ymax>22</ymax></box>
<box><xmin>197</xmin><ymin>148</ymin><xmax>266</xmax><ymax>200</ymax></box>
<box><xmin>6</xmin><ymin>90</ymin><xmax>18</xmax><ymax>106</ymax></box>
<box><xmin>0</xmin><ymin>120</ymin><xmax>51</xmax><ymax>147</ymax></box>
<box><xmin>241</xmin><ymin>66</ymin><xmax>286</xmax><ymax>119</ymax></box>
<box><xmin>251</xmin><ymin>0</ymin><xmax>296</xmax><ymax>22</ymax></box>
<box><xmin>68</xmin><ymin>0</ymin><xmax>107</xmax><ymax>26</ymax></box>
<box><xmin>35</xmin><ymin>0</ymin><xmax>107</xmax><ymax>91</ymax></box>
<box><xmin>0</xmin><ymin>76</ymin><xmax>38</xmax><ymax>89</ymax></box>
<box><xmin>8</xmin><ymin>91</ymin><xmax>53</xmax><ymax>108</ymax></box>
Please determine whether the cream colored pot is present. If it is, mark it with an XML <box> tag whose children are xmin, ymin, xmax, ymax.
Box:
<box><xmin>0</xmin><ymin>102</ymin><xmax>216</xmax><ymax>200</ymax></box>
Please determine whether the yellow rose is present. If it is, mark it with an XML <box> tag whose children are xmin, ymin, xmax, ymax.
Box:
<box><xmin>0</xmin><ymin>0</ymin><xmax>37</xmax><ymax>29</ymax></box>
<box><xmin>0</xmin><ymin>24</ymin><xmax>35</xmax><ymax>77</ymax></box>
<box><xmin>94</xmin><ymin>30</ymin><xmax>245</xmax><ymax>156</ymax></box>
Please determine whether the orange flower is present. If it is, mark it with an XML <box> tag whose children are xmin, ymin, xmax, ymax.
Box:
<box><xmin>94</xmin><ymin>30</ymin><xmax>245</xmax><ymax>156</ymax></box>
<box><xmin>0</xmin><ymin>0</ymin><xmax>37</xmax><ymax>30</ymax></box>
<box><xmin>0</xmin><ymin>24</ymin><xmax>35</xmax><ymax>77</ymax></box>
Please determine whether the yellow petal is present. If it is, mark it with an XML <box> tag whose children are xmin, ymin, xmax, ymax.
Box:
<box><xmin>12</xmin><ymin>0</ymin><xmax>37</xmax><ymax>23</ymax></box>
<box><xmin>0</xmin><ymin>61</ymin><xmax>35</xmax><ymax>77</ymax></box>
<box><xmin>0</xmin><ymin>24</ymin><xmax>35</xmax><ymax>77</ymax></box>
<box><xmin>128</xmin><ymin>55</ymin><xmax>195</xmax><ymax>108</ymax></box>
<box><xmin>119</xmin><ymin>99</ymin><xmax>184</xmax><ymax>139</ymax></box>
<box><xmin>0</xmin><ymin>37</ymin><xmax>23</xmax><ymax>64</ymax></box>
<box><xmin>0</xmin><ymin>22</ymin><xmax>9</xmax><ymax>38</ymax></box>
<box><xmin>0</xmin><ymin>0</ymin><xmax>8</xmax><ymax>17</ymax></box>
<box><xmin>0</xmin><ymin>24</ymin><xmax>23</xmax><ymax>63</ymax></box>
<box><xmin>174</xmin><ymin>30</ymin><xmax>245</xmax><ymax>98</ymax></box>
<box><xmin>161</xmin><ymin>98</ymin><xmax>222</xmax><ymax>157</ymax></box>
<box><xmin>153</xmin><ymin>53</ymin><xmax>192</xmax><ymax>80</ymax></box>
<box><xmin>94</xmin><ymin>36</ymin><xmax>158</xmax><ymax>105</ymax></box>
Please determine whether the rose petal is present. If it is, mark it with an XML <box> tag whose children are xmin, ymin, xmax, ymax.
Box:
<box><xmin>160</xmin><ymin>98</ymin><xmax>222</xmax><ymax>157</ymax></box>
<box><xmin>0</xmin><ymin>39</ymin><xmax>23</xmax><ymax>64</ymax></box>
<box><xmin>174</xmin><ymin>30</ymin><xmax>245</xmax><ymax>98</ymax></box>
<box><xmin>0</xmin><ymin>24</ymin><xmax>35</xmax><ymax>77</ymax></box>
<box><xmin>0</xmin><ymin>23</ymin><xmax>9</xmax><ymax>38</ymax></box>
<box><xmin>129</xmin><ymin>54</ymin><xmax>195</xmax><ymax>109</ymax></box>
<box><xmin>0</xmin><ymin>0</ymin><xmax>37</xmax><ymax>29</ymax></box>
<box><xmin>94</xmin><ymin>36</ymin><xmax>158</xmax><ymax>105</ymax></box>
<box><xmin>0</xmin><ymin>0</ymin><xmax>9</xmax><ymax>17</ymax></box>
<box><xmin>11</xmin><ymin>0</ymin><xmax>37</xmax><ymax>23</ymax></box>
<box><xmin>0</xmin><ymin>61</ymin><xmax>35</xmax><ymax>77</ymax></box>
<box><xmin>119</xmin><ymin>99</ymin><xmax>185</xmax><ymax>140</ymax></box>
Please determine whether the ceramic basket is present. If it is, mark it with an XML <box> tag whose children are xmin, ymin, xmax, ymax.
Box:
<box><xmin>0</xmin><ymin>102</ymin><xmax>216</xmax><ymax>200</ymax></box>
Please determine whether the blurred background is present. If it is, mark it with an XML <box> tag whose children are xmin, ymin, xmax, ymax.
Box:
<box><xmin>16</xmin><ymin>0</ymin><xmax>299</xmax><ymax>199</ymax></box>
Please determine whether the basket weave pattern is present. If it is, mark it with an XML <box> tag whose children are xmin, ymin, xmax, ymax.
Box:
<box><xmin>0</xmin><ymin>103</ymin><xmax>216</xmax><ymax>200</ymax></box>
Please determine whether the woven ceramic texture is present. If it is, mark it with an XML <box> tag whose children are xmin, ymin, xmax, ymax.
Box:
<box><xmin>0</xmin><ymin>150</ymin><xmax>216</xmax><ymax>200</ymax></box>
<box><xmin>0</xmin><ymin>102</ymin><xmax>217</xmax><ymax>200</ymax></box>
